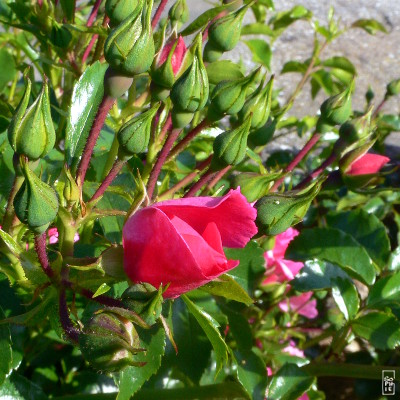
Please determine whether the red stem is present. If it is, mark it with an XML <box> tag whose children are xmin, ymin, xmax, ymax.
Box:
<box><xmin>184</xmin><ymin>168</ymin><xmax>216</xmax><ymax>198</ymax></box>
<box><xmin>34</xmin><ymin>233</ymin><xmax>54</xmax><ymax>279</ymax></box>
<box><xmin>270</xmin><ymin>132</ymin><xmax>321</xmax><ymax>192</ymax></box>
<box><xmin>89</xmin><ymin>158</ymin><xmax>126</xmax><ymax>202</ymax></box>
<box><xmin>151</xmin><ymin>0</ymin><xmax>169</xmax><ymax>29</ymax></box>
<box><xmin>201</xmin><ymin>165</ymin><xmax>231</xmax><ymax>194</ymax></box>
<box><xmin>87</xmin><ymin>0</ymin><xmax>103</xmax><ymax>27</ymax></box>
<box><xmin>157</xmin><ymin>113</ymin><xmax>173</xmax><ymax>144</ymax></box>
<box><xmin>59</xmin><ymin>288</ymin><xmax>79</xmax><ymax>343</ymax></box>
<box><xmin>76</xmin><ymin>95</ymin><xmax>115</xmax><ymax>187</ymax></box>
<box><xmin>167</xmin><ymin>119</ymin><xmax>209</xmax><ymax>161</ymax></box>
<box><xmin>82</xmin><ymin>34</ymin><xmax>98</xmax><ymax>64</ymax></box>
<box><xmin>147</xmin><ymin>128</ymin><xmax>181</xmax><ymax>200</ymax></box>
<box><xmin>79</xmin><ymin>288</ymin><xmax>123</xmax><ymax>307</ymax></box>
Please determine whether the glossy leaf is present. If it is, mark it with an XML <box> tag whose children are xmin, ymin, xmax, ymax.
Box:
<box><xmin>117</xmin><ymin>324</ymin><xmax>166</xmax><ymax>400</ymax></box>
<box><xmin>235</xmin><ymin>349</ymin><xmax>268</xmax><ymax>400</ymax></box>
<box><xmin>351</xmin><ymin>19</ymin><xmax>388</xmax><ymax>35</ymax></box>
<box><xmin>287</xmin><ymin>228</ymin><xmax>375</xmax><ymax>285</ymax></box>
<box><xmin>182</xmin><ymin>295</ymin><xmax>229</xmax><ymax>376</ymax></box>
<box><xmin>388</xmin><ymin>247</ymin><xmax>400</xmax><ymax>272</ymax></box>
<box><xmin>0</xmin><ymin>306</ymin><xmax>12</xmax><ymax>386</ymax></box>
<box><xmin>241</xmin><ymin>22</ymin><xmax>274</xmax><ymax>36</ymax></box>
<box><xmin>352</xmin><ymin>312</ymin><xmax>400</xmax><ymax>350</ymax></box>
<box><xmin>0</xmin><ymin>49</ymin><xmax>16</xmax><ymax>92</ymax></box>
<box><xmin>243</xmin><ymin>39</ymin><xmax>271</xmax><ymax>70</ymax></box>
<box><xmin>322</xmin><ymin>57</ymin><xmax>356</xmax><ymax>74</ymax></box>
<box><xmin>331</xmin><ymin>277</ymin><xmax>359</xmax><ymax>320</ymax></box>
<box><xmin>65</xmin><ymin>61</ymin><xmax>108</xmax><ymax>172</ymax></box>
<box><xmin>326</xmin><ymin>209</ymin><xmax>390</xmax><ymax>268</ymax></box>
<box><xmin>206</xmin><ymin>60</ymin><xmax>244</xmax><ymax>85</ymax></box>
<box><xmin>281</xmin><ymin>60</ymin><xmax>308</xmax><ymax>74</ymax></box>
<box><xmin>367</xmin><ymin>271</ymin><xmax>400</xmax><ymax>309</ymax></box>
<box><xmin>0</xmin><ymin>373</ymin><xmax>47</xmax><ymax>400</ymax></box>
<box><xmin>268</xmin><ymin>363</ymin><xmax>314</xmax><ymax>400</ymax></box>
<box><xmin>269</xmin><ymin>5</ymin><xmax>312</xmax><ymax>32</ymax></box>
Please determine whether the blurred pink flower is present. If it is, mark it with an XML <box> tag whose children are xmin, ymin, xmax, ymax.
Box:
<box><xmin>279</xmin><ymin>291</ymin><xmax>318</xmax><ymax>319</ymax></box>
<box><xmin>263</xmin><ymin>227</ymin><xmax>304</xmax><ymax>284</ymax></box>
<box><xmin>282</xmin><ymin>340</ymin><xmax>305</xmax><ymax>358</ymax></box>
<box><xmin>48</xmin><ymin>227</ymin><xmax>79</xmax><ymax>245</ymax></box>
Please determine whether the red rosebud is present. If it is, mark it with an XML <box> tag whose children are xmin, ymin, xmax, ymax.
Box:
<box><xmin>158</xmin><ymin>36</ymin><xmax>186</xmax><ymax>75</ymax></box>
<box><xmin>123</xmin><ymin>189</ymin><xmax>257</xmax><ymax>298</ymax></box>
<box><xmin>346</xmin><ymin>153</ymin><xmax>390</xmax><ymax>176</ymax></box>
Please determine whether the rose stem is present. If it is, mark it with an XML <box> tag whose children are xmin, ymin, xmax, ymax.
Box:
<box><xmin>200</xmin><ymin>165</ymin><xmax>231</xmax><ymax>195</ymax></box>
<box><xmin>59</xmin><ymin>288</ymin><xmax>79</xmax><ymax>343</ymax></box>
<box><xmin>157</xmin><ymin>112</ymin><xmax>173</xmax><ymax>144</ymax></box>
<box><xmin>270</xmin><ymin>132</ymin><xmax>321</xmax><ymax>192</ymax></box>
<box><xmin>294</xmin><ymin>152</ymin><xmax>337</xmax><ymax>190</ymax></box>
<box><xmin>87</xmin><ymin>0</ymin><xmax>102</xmax><ymax>27</ymax></box>
<box><xmin>372</xmin><ymin>96</ymin><xmax>387</xmax><ymax>119</ymax></box>
<box><xmin>34</xmin><ymin>233</ymin><xmax>54</xmax><ymax>279</ymax></box>
<box><xmin>88</xmin><ymin>158</ymin><xmax>126</xmax><ymax>203</ymax></box>
<box><xmin>184</xmin><ymin>168</ymin><xmax>216</xmax><ymax>198</ymax></box>
<box><xmin>147</xmin><ymin>128</ymin><xmax>181</xmax><ymax>200</ymax></box>
<box><xmin>151</xmin><ymin>0</ymin><xmax>169</xmax><ymax>29</ymax></box>
<box><xmin>159</xmin><ymin>155</ymin><xmax>213</xmax><ymax>199</ymax></box>
<box><xmin>166</xmin><ymin>119</ymin><xmax>209</xmax><ymax>162</ymax></box>
<box><xmin>76</xmin><ymin>95</ymin><xmax>115</xmax><ymax>188</ymax></box>
<box><xmin>91</xmin><ymin>16</ymin><xmax>110</xmax><ymax>63</ymax></box>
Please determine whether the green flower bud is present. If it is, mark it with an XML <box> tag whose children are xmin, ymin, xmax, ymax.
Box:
<box><xmin>238</xmin><ymin>74</ymin><xmax>274</xmax><ymax>129</ymax></box>
<box><xmin>212</xmin><ymin>115</ymin><xmax>252</xmax><ymax>169</ymax></box>
<box><xmin>106</xmin><ymin>0</ymin><xmax>141</xmax><ymax>27</ymax></box>
<box><xmin>33</xmin><ymin>0</ymin><xmax>54</xmax><ymax>32</ymax></box>
<box><xmin>104</xmin><ymin>67</ymin><xmax>134</xmax><ymax>99</ymax></box>
<box><xmin>203</xmin><ymin>41</ymin><xmax>224</xmax><ymax>63</ymax></box>
<box><xmin>8</xmin><ymin>77</ymin><xmax>56</xmax><ymax>160</ymax></box>
<box><xmin>338</xmin><ymin>108</ymin><xmax>373</xmax><ymax>145</ymax></box>
<box><xmin>122</xmin><ymin>283</ymin><xmax>163</xmax><ymax>326</ymax></box>
<box><xmin>386</xmin><ymin>78</ymin><xmax>400</xmax><ymax>97</ymax></box>
<box><xmin>365</xmin><ymin>85</ymin><xmax>374</xmax><ymax>104</ymax></box>
<box><xmin>171</xmin><ymin>110</ymin><xmax>195</xmax><ymax>128</ymax></box>
<box><xmin>315</xmin><ymin>116</ymin><xmax>334</xmax><ymax>134</ymax></box>
<box><xmin>169</xmin><ymin>0</ymin><xmax>189</xmax><ymax>26</ymax></box>
<box><xmin>104</xmin><ymin>0</ymin><xmax>155</xmax><ymax>77</ymax></box>
<box><xmin>117</xmin><ymin>103</ymin><xmax>160</xmax><ymax>160</ymax></box>
<box><xmin>14</xmin><ymin>160</ymin><xmax>59</xmax><ymax>234</ymax></box>
<box><xmin>170</xmin><ymin>33</ymin><xmax>209</xmax><ymax>117</ymax></box>
<box><xmin>248</xmin><ymin>119</ymin><xmax>276</xmax><ymax>147</ymax></box>
<box><xmin>255</xmin><ymin>182</ymin><xmax>321</xmax><ymax>235</ymax></box>
<box><xmin>50</xmin><ymin>22</ymin><xmax>72</xmax><ymax>48</ymax></box>
<box><xmin>79</xmin><ymin>310</ymin><xmax>145</xmax><ymax>372</ymax></box>
<box><xmin>320</xmin><ymin>81</ymin><xmax>354</xmax><ymax>125</ymax></box>
<box><xmin>63</xmin><ymin>167</ymin><xmax>80</xmax><ymax>206</ymax></box>
<box><xmin>208</xmin><ymin>67</ymin><xmax>261</xmax><ymax>121</ymax></box>
<box><xmin>208</xmin><ymin>3</ymin><xmax>249</xmax><ymax>52</ymax></box>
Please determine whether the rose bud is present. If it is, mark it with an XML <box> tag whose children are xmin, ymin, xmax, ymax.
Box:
<box><xmin>169</xmin><ymin>0</ymin><xmax>189</xmax><ymax>28</ymax></box>
<box><xmin>208</xmin><ymin>67</ymin><xmax>261</xmax><ymax>121</ymax></box>
<box><xmin>14</xmin><ymin>160</ymin><xmax>59</xmax><ymax>234</ymax></box>
<box><xmin>104</xmin><ymin>0</ymin><xmax>155</xmax><ymax>77</ymax></box>
<box><xmin>8</xmin><ymin>76</ymin><xmax>56</xmax><ymax>160</ymax></box>
<box><xmin>319</xmin><ymin>80</ymin><xmax>354</xmax><ymax>126</ymax></box>
<box><xmin>207</xmin><ymin>3</ymin><xmax>249</xmax><ymax>53</ymax></box>
<box><xmin>151</xmin><ymin>36</ymin><xmax>187</xmax><ymax>90</ymax></box>
<box><xmin>338</xmin><ymin>108</ymin><xmax>373</xmax><ymax>146</ymax></box>
<box><xmin>79</xmin><ymin>310</ymin><xmax>145</xmax><ymax>372</ymax></box>
<box><xmin>255</xmin><ymin>183</ymin><xmax>321</xmax><ymax>236</ymax></box>
<box><xmin>123</xmin><ymin>188</ymin><xmax>257</xmax><ymax>298</ymax></box>
<box><xmin>63</xmin><ymin>167</ymin><xmax>80</xmax><ymax>206</ymax></box>
<box><xmin>203</xmin><ymin>42</ymin><xmax>224</xmax><ymax>63</ymax></box>
<box><xmin>238</xmin><ymin>74</ymin><xmax>274</xmax><ymax>129</ymax></box>
<box><xmin>117</xmin><ymin>103</ymin><xmax>160</xmax><ymax>160</ymax></box>
<box><xmin>212</xmin><ymin>115</ymin><xmax>252</xmax><ymax>169</ymax></box>
<box><xmin>170</xmin><ymin>33</ymin><xmax>209</xmax><ymax>128</ymax></box>
<box><xmin>386</xmin><ymin>78</ymin><xmax>400</xmax><ymax>97</ymax></box>
<box><xmin>105</xmin><ymin>0</ymin><xmax>141</xmax><ymax>27</ymax></box>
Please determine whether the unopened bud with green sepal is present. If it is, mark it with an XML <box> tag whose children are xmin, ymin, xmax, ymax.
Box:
<box><xmin>63</xmin><ymin>167</ymin><xmax>80</xmax><ymax>206</ymax></box>
<box><xmin>238</xmin><ymin>74</ymin><xmax>274</xmax><ymax>129</ymax></box>
<box><xmin>8</xmin><ymin>76</ymin><xmax>56</xmax><ymax>160</ymax></box>
<box><xmin>117</xmin><ymin>103</ymin><xmax>160</xmax><ymax>160</ymax></box>
<box><xmin>104</xmin><ymin>0</ymin><xmax>154</xmax><ymax>76</ymax></box>
<box><xmin>320</xmin><ymin>80</ymin><xmax>354</xmax><ymax>126</ymax></box>
<box><xmin>208</xmin><ymin>67</ymin><xmax>261</xmax><ymax>121</ymax></box>
<box><xmin>255</xmin><ymin>182</ymin><xmax>321</xmax><ymax>235</ymax></box>
<box><xmin>338</xmin><ymin>107</ymin><xmax>373</xmax><ymax>145</ymax></box>
<box><xmin>79</xmin><ymin>309</ymin><xmax>146</xmax><ymax>372</ymax></box>
<box><xmin>212</xmin><ymin>114</ymin><xmax>252</xmax><ymax>169</ymax></box>
<box><xmin>207</xmin><ymin>2</ymin><xmax>250</xmax><ymax>53</ymax></box>
<box><xmin>386</xmin><ymin>78</ymin><xmax>400</xmax><ymax>97</ymax></box>
<box><xmin>105</xmin><ymin>0</ymin><xmax>141</xmax><ymax>27</ymax></box>
<box><xmin>14</xmin><ymin>159</ymin><xmax>59</xmax><ymax>234</ymax></box>
<box><xmin>169</xmin><ymin>0</ymin><xmax>189</xmax><ymax>27</ymax></box>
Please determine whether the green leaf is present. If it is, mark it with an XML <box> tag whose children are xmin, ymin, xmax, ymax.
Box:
<box><xmin>241</xmin><ymin>22</ymin><xmax>274</xmax><ymax>36</ymax></box>
<box><xmin>206</xmin><ymin>60</ymin><xmax>244</xmax><ymax>85</ymax></box>
<box><xmin>367</xmin><ymin>271</ymin><xmax>400</xmax><ymax>309</ymax></box>
<box><xmin>117</xmin><ymin>324</ymin><xmax>166</xmax><ymax>400</ymax></box>
<box><xmin>65</xmin><ymin>61</ymin><xmax>108</xmax><ymax>172</ymax></box>
<box><xmin>269</xmin><ymin>5</ymin><xmax>312</xmax><ymax>32</ymax></box>
<box><xmin>326</xmin><ymin>209</ymin><xmax>390</xmax><ymax>268</ymax></box>
<box><xmin>92</xmin><ymin>283</ymin><xmax>111</xmax><ymax>297</ymax></box>
<box><xmin>287</xmin><ymin>228</ymin><xmax>375</xmax><ymax>286</ymax></box>
<box><xmin>351</xmin><ymin>312</ymin><xmax>400</xmax><ymax>350</ymax></box>
<box><xmin>223</xmin><ymin>305</ymin><xmax>253</xmax><ymax>351</ymax></box>
<box><xmin>388</xmin><ymin>247</ymin><xmax>400</xmax><ymax>272</ymax></box>
<box><xmin>281</xmin><ymin>60</ymin><xmax>308</xmax><ymax>74</ymax></box>
<box><xmin>0</xmin><ymin>49</ymin><xmax>16</xmax><ymax>92</ymax></box>
<box><xmin>0</xmin><ymin>372</ymin><xmax>47</xmax><ymax>400</ymax></box>
<box><xmin>292</xmin><ymin>260</ymin><xmax>350</xmax><ymax>292</ymax></box>
<box><xmin>182</xmin><ymin>295</ymin><xmax>229</xmax><ymax>376</ymax></box>
<box><xmin>235</xmin><ymin>349</ymin><xmax>268</xmax><ymax>400</ymax></box>
<box><xmin>60</xmin><ymin>0</ymin><xmax>75</xmax><ymax>21</ymax></box>
<box><xmin>225</xmin><ymin>241</ymin><xmax>266</xmax><ymax>295</ymax></box>
<box><xmin>234</xmin><ymin>172</ymin><xmax>280</xmax><ymax>203</ymax></box>
<box><xmin>268</xmin><ymin>363</ymin><xmax>314</xmax><ymax>400</ymax></box>
<box><xmin>322</xmin><ymin>56</ymin><xmax>356</xmax><ymax>74</ymax></box>
<box><xmin>243</xmin><ymin>39</ymin><xmax>272</xmax><ymax>70</ymax></box>
<box><xmin>0</xmin><ymin>306</ymin><xmax>12</xmax><ymax>385</ymax></box>
<box><xmin>331</xmin><ymin>277</ymin><xmax>359</xmax><ymax>320</ymax></box>
<box><xmin>351</xmin><ymin>19</ymin><xmax>388</xmax><ymax>35</ymax></box>
<box><xmin>200</xmin><ymin>274</ymin><xmax>253</xmax><ymax>306</ymax></box>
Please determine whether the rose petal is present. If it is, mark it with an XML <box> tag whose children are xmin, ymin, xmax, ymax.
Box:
<box><xmin>347</xmin><ymin>153</ymin><xmax>390</xmax><ymax>176</ymax></box>
<box><xmin>272</xmin><ymin>227</ymin><xmax>299</xmax><ymax>259</ymax></box>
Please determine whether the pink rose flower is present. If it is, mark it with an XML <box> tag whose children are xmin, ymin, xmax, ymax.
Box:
<box><xmin>263</xmin><ymin>227</ymin><xmax>304</xmax><ymax>284</ymax></box>
<box><xmin>48</xmin><ymin>227</ymin><xmax>79</xmax><ymax>245</ymax></box>
<box><xmin>346</xmin><ymin>153</ymin><xmax>390</xmax><ymax>176</ymax></box>
<box><xmin>282</xmin><ymin>340</ymin><xmax>305</xmax><ymax>358</ymax></box>
<box><xmin>158</xmin><ymin>36</ymin><xmax>186</xmax><ymax>75</ymax></box>
<box><xmin>279</xmin><ymin>291</ymin><xmax>318</xmax><ymax>319</ymax></box>
<box><xmin>123</xmin><ymin>189</ymin><xmax>257</xmax><ymax>298</ymax></box>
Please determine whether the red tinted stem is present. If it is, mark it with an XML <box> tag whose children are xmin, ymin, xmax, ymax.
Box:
<box><xmin>152</xmin><ymin>0</ymin><xmax>169</xmax><ymax>29</ymax></box>
<box><xmin>34</xmin><ymin>233</ymin><xmax>54</xmax><ymax>279</ymax></box>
